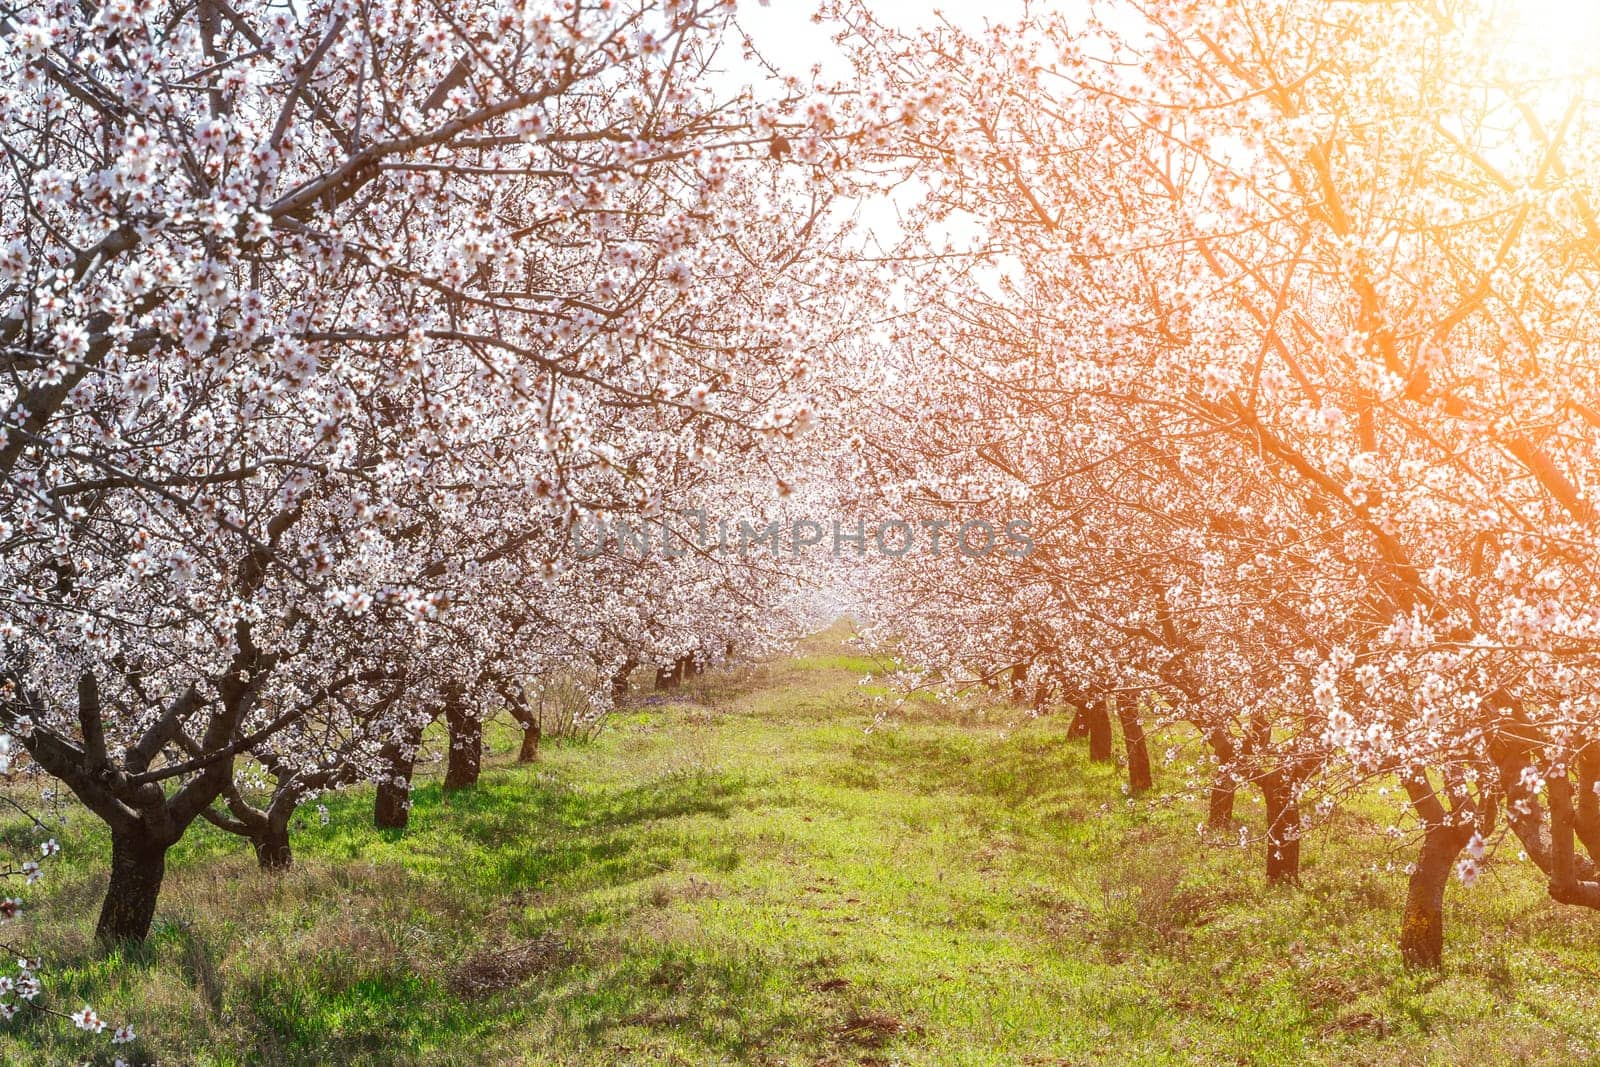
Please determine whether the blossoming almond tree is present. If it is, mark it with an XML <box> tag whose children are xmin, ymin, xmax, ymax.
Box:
<box><xmin>0</xmin><ymin>0</ymin><xmax>865</xmax><ymax>949</ymax></box>
<box><xmin>838</xmin><ymin>0</ymin><xmax>1600</xmax><ymax>968</ymax></box>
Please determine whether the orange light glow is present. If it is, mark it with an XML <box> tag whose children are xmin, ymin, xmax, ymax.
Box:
<box><xmin>1500</xmin><ymin>0</ymin><xmax>1600</xmax><ymax>73</ymax></box>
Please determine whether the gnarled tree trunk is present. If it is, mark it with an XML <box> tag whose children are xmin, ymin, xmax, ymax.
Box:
<box><xmin>1399</xmin><ymin>823</ymin><xmax>1468</xmax><ymax>968</ymax></box>
<box><xmin>443</xmin><ymin>694</ymin><xmax>481</xmax><ymax>792</ymax></box>
<box><xmin>1009</xmin><ymin>662</ymin><xmax>1028</xmax><ymax>705</ymax></box>
<box><xmin>1547</xmin><ymin>772</ymin><xmax>1600</xmax><ymax>909</ymax></box>
<box><xmin>1260</xmin><ymin>772</ymin><xmax>1301</xmax><ymax>885</ymax></box>
<box><xmin>375</xmin><ymin>777</ymin><xmax>411</xmax><ymax>829</ymax></box>
<box><xmin>1398</xmin><ymin>768</ymin><xmax>1484</xmax><ymax>968</ymax></box>
<box><xmin>24</xmin><ymin>668</ymin><xmax>256</xmax><ymax>947</ymax></box>
<box><xmin>1206</xmin><ymin>729</ymin><xmax>1238</xmax><ymax>828</ymax></box>
<box><xmin>374</xmin><ymin>723</ymin><xmax>424</xmax><ymax>830</ymax></box>
<box><xmin>518</xmin><ymin>719</ymin><xmax>541</xmax><ymax>763</ymax></box>
<box><xmin>609</xmin><ymin>660</ymin><xmax>635</xmax><ymax>706</ymax></box>
<box><xmin>1209</xmin><ymin>775</ymin><xmax>1237</xmax><ymax>827</ymax></box>
<box><xmin>253</xmin><ymin>815</ymin><xmax>293</xmax><ymax>871</ymax></box>
<box><xmin>204</xmin><ymin>778</ymin><xmax>299</xmax><ymax>871</ymax></box>
<box><xmin>1067</xmin><ymin>706</ymin><xmax>1089</xmax><ymax>738</ymax></box>
<box><xmin>1574</xmin><ymin>746</ymin><xmax>1600</xmax><ymax>865</ymax></box>
<box><xmin>97</xmin><ymin>829</ymin><xmax>170</xmax><ymax>945</ymax></box>
<box><xmin>502</xmin><ymin>685</ymin><xmax>541</xmax><ymax>763</ymax></box>
<box><xmin>1084</xmin><ymin>697</ymin><xmax>1114</xmax><ymax>763</ymax></box>
<box><xmin>1116</xmin><ymin>698</ymin><xmax>1153</xmax><ymax>794</ymax></box>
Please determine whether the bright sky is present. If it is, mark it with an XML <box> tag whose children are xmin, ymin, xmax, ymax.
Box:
<box><xmin>734</xmin><ymin>0</ymin><xmax>1037</xmax><ymax>80</ymax></box>
<box><xmin>722</xmin><ymin>1</ymin><xmax>1041</xmax><ymax>254</ymax></box>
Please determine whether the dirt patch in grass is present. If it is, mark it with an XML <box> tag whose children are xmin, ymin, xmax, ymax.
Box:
<box><xmin>835</xmin><ymin>1011</ymin><xmax>914</xmax><ymax>1048</ymax></box>
<box><xmin>447</xmin><ymin>934</ymin><xmax>569</xmax><ymax>998</ymax></box>
<box><xmin>1319</xmin><ymin>1011</ymin><xmax>1390</xmax><ymax>1039</ymax></box>
<box><xmin>646</xmin><ymin>874</ymin><xmax>723</xmax><ymax>907</ymax></box>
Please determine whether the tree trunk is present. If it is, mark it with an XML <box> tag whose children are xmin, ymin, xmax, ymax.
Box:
<box><xmin>1208</xmin><ymin>774</ymin><xmax>1237</xmax><ymax>827</ymax></box>
<box><xmin>518</xmin><ymin>718</ymin><xmax>541</xmax><ymax>763</ymax></box>
<box><xmin>253</xmin><ymin>818</ymin><xmax>293</xmax><ymax>871</ymax></box>
<box><xmin>1400</xmin><ymin>824</ymin><xmax>1469</xmax><ymax>969</ymax></box>
<box><xmin>1067</xmin><ymin>706</ymin><xmax>1089</xmax><ymax>738</ymax></box>
<box><xmin>375</xmin><ymin>726</ymin><xmax>422</xmax><ymax>830</ymax></box>
<box><xmin>96</xmin><ymin>830</ymin><xmax>169</xmax><ymax>946</ymax></box>
<box><xmin>375</xmin><ymin>777</ymin><xmax>411</xmax><ymax>829</ymax></box>
<box><xmin>1544</xmin><ymin>773</ymin><xmax>1600</xmax><ymax>908</ymax></box>
<box><xmin>609</xmin><ymin>661</ymin><xmax>634</xmax><ymax>706</ymax></box>
<box><xmin>1009</xmin><ymin>663</ymin><xmax>1028</xmax><ymax>705</ymax></box>
<box><xmin>1116</xmin><ymin>699</ymin><xmax>1153</xmax><ymax>794</ymax></box>
<box><xmin>1574</xmin><ymin>747</ymin><xmax>1600</xmax><ymax>862</ymax></box>
<box><xmin>502</xmin><ymin>687</ymin><xmax>540</xmax><ymax>762</ymax></box>
<box><xmin>443</xmin><ymin>698</ymin><xmax>481</xmax><ymax>792</ymax></box>
<box><xmin>1261</xmin><ymin>775</ymin><xmax>1301</xmax><ymax>885</ymax></box>
<box><xmin>1085</xmin><ymin>698</ymin><xmax>1114</xmax><ymax>763</ymax></box>
<box><xmin>1206</xmin><ymin>729</ymin><xmax>1237</xmax><ymax>828</ymax></box>
<box><xmin>1032</xmin><ymin>678</ymin><xmax>1051</xmax><ymax>712</ymax></box>
<box><xmin>655</xmin><ymin>665</ymin><xmax>676</xmax><ymax>691</ymax></box>
<box><xmin>1396</xmin><ymin>768</ymin><xmax>1484</xmax><ymax>967</ymax></box>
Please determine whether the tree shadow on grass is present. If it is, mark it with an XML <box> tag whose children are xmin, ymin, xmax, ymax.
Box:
<box><xmin>230</xmin><ymin>768</ymin><xmax>760</xmax><ymax>1062</ymax></box>
<box><xmin>845</xmin><ymin>724</ymin><xmax>1117</xmax><ymax>811</ymax></box>
<box><xmin>18</xmin><ymin>766</ymin><xmax>758</xmax><ymax>1066</ymax></box>
<box><xmin>511</xmin><ymin>938</ymin><xmax>848</xmax><ymax>1066</ymax></box>
<box><xmin>377</xmin><ymin>766</ymin><xmax>748</xmax><ymax>895</ymax></box>
<box><xmin>239</xmin><ymin>932</ymin><xmax>846</xmax><ymax>1066</ymax></box>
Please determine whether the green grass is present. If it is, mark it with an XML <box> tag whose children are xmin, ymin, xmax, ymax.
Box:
<box><xmin>5</xmin><ymin>628</ymin><xmax>1600</xmax><ymax>1065</ymax></box>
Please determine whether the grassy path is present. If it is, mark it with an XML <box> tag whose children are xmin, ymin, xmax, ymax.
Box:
<box><xmin>7</xmin><ymin>633</ymin><xmax>1600</xmax><ymax>1064</ymax></box>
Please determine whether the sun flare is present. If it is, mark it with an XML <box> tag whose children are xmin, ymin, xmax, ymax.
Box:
<box><xmin>1500</xmin><ymin>0</ymin><xmax>1600</xmax><ymax>72</ymax></box>
<box><xmin>19</xmin><ymin>0</ymin><xmax>1600</xmax><ymax>1057</ymax></box>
